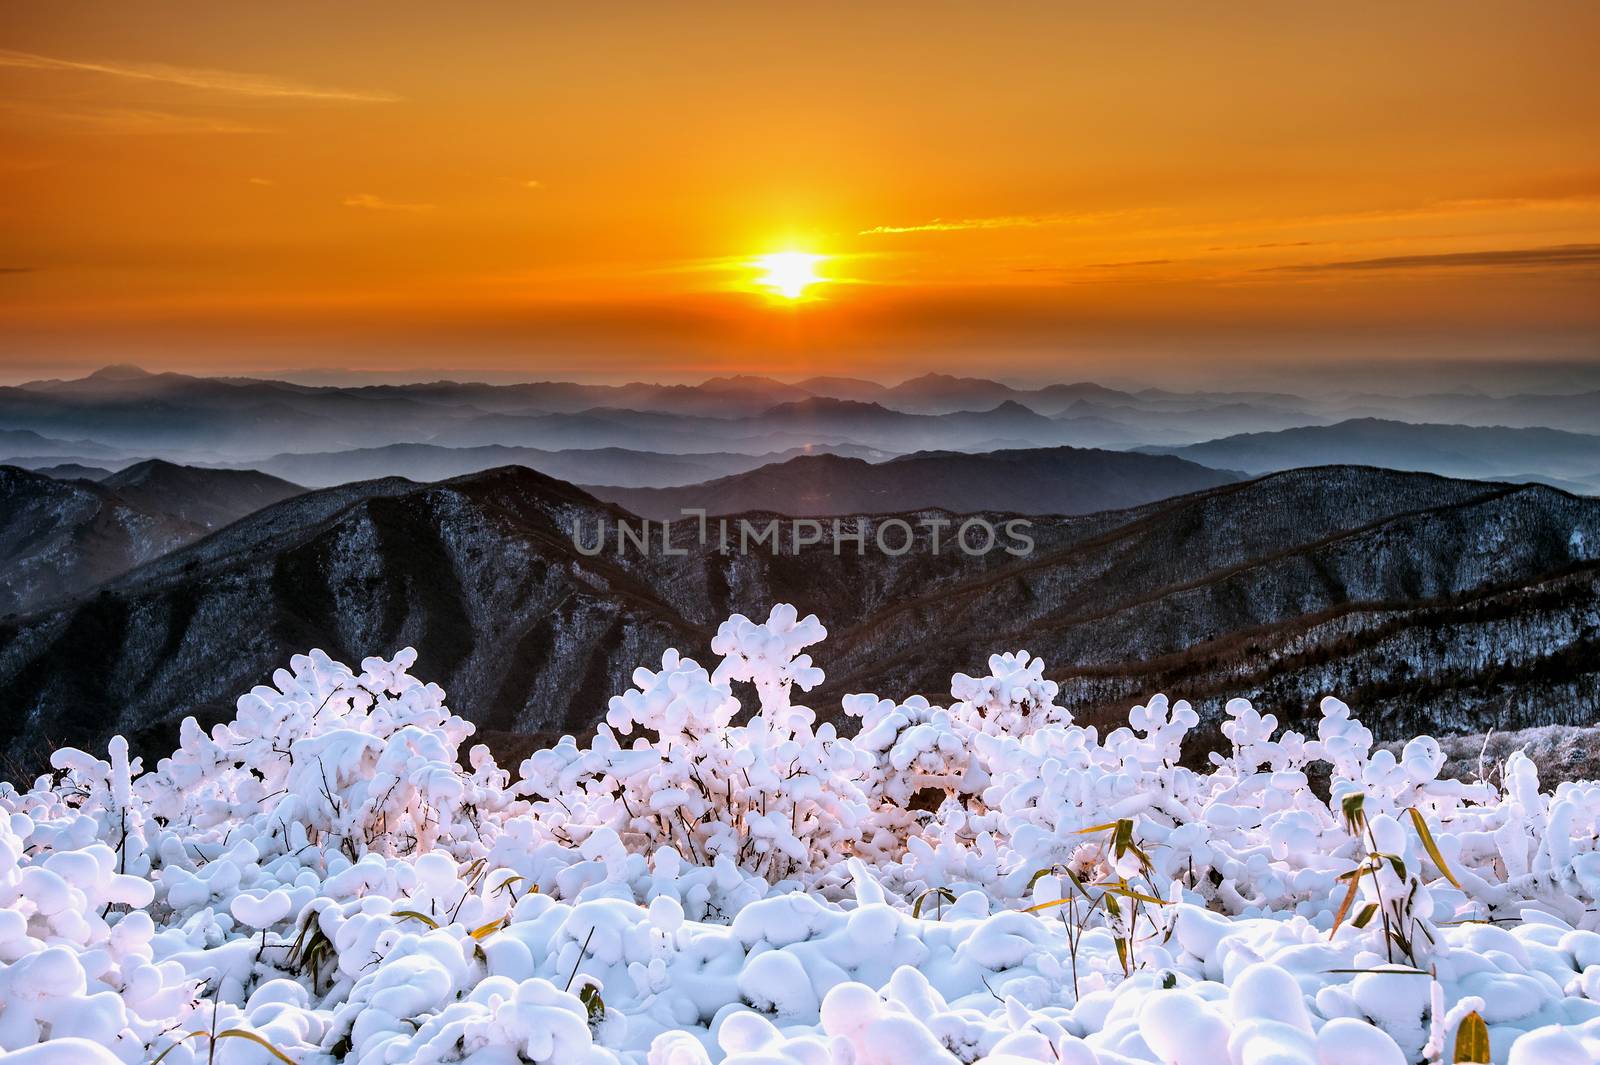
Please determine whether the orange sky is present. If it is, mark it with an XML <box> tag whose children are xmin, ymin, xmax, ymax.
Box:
<box><xmin>2</xmin><ymin>2</ymin><xmax>1598</xmax><ymax>385</ymax></box>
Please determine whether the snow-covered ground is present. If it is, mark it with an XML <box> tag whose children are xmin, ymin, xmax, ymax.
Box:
<box><xmin>2</xmin><ymin>604</ymin><xmax>1599</xmax><ymax>1064</ymax></box>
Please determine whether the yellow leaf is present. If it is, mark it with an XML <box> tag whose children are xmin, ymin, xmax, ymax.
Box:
<box><xmin>1094</xmin><ymin>883</ymin><xmax>1169</xmax><ymax>905</ymax></box>
<box><xmin>150</xmin><ymin>1029</ymin><xmax>299</xmax><ymax>1065</ymax></box>
<box><xmin>393</xmin><ymin>909</ymin><xmax>440</xmax><ymax>929</ymax></box>
<box><xmin>1021</xmin><ymin>897</ymin><xmax>1071</xmax><ymax>914</ymax></box>
<box><xmin>469</xmin><ymin>917</ymin><xmax>506</xmax><ymax>939</ymax></box>
<box><xmin>149</xmin><ymin>1031</ymin><xmax>211</xmax><ymax>1065</ymax></box>
<box><xmin>1330</xmin><ymin>864</ymin><xmax>1363</xmax><ymax>936</ymax></box>
<box><xmin>217</xmin><ymin>1030</ymin><xmax>300</xmax><ymax>1065</ymax></box>
<box><xmin>1452</xmin><ymin>1010</ymin><xmax>1491</xmax><ymax>1063</ymax></box>
<box><xmin>1409</xmin><ymin>807</ymin><xmax>1464</xmax><ymax>890</ymax></box>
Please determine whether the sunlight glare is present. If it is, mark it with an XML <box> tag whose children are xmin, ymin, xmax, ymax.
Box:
<box><xmin>754</xmin><ymin>252</ymin><xmax>824</xmax><ymax>300</ymax></box>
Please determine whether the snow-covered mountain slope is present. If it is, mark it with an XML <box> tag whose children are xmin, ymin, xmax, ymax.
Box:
<box><xmin>1</xmin><ymin>605</ymin><xmax>1598</xmax><ymax>1063</ymax></box>
<box><xmin>1</xmin><ymin>464</ymin><xmax>1595</xmax><ymax>777</ymax></box>
<box><xmin>0</xmin><ymin>462</ymin><xmax>303</xmax><ymax>616</ymax></box>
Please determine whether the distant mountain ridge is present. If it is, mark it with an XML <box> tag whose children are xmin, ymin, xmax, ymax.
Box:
<box><xmin>4</xmin><ymin>366</ymin><xmax>1596</xmax><ymax>487</ymax></box>
<box><xmin>220</xmin><ymin>441</ymin><xmax>894</xmax><ymax>489</ymax></box>
<box><xmin>1147</xmin><ymin>418</ymin><xmax>1600</xmax><ymax>488</ymax></box>
<box><xmin>587</xmin><ymin>447</ymin><xmax>1242</xmax><ymax>519</ymax></box>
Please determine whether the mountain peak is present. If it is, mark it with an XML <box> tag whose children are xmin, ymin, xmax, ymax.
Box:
<box><xmin>986</xmin><ymin>400</ymin><xmax>1043</xmax><ymax>416</ymax></box>
<box><xmin>769</xmin><ymin>396</ymin><xmax>889</xmax><ymax>414</ymax></box>
<box><xmin>86</xmin><ymin>364</ymin><xmax>153</xmax><ymax>381</ymax></box>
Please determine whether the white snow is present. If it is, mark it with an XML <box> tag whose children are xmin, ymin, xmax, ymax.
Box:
<box><xmin>0</xmin><ymin>604</ymin><xmax>1597</xmax><ymax>1063</ymax></box>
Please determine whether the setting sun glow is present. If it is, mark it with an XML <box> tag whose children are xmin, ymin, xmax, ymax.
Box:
<box><xmin>753</xmin><ymin>252</ymin><xmax>824</xmax><ymax>300</ymax></box>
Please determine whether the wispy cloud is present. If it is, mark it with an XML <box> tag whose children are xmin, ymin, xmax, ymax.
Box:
<box><xmin>1088</xmin><ymin>258</ymin><xmax>1171</xmax><ymax>269</ymax></box>
<box><xmin>1013</xmin><ymin>258</ymin><xmax>1174</xmax><ymax>274</ymax></box>
<box><xmin>0</xmin><ymin>48</ymin><xmax>399</xmax><ymax>103</ymax></box>
<box><xmin>342</xmin><ymin>193</ymin><xmax>435</xmax><ymax>212</ymax></box>
<box><xmin>0</xmin><ymin>101</ymin><xmax>270</xmax><ymax>134</ymax></box>
<box><xmin>860</xmin><ymin>211</ymin><xmax>1122</xmax><ymax>236</ymax></box>
<box><xmin>1275</xmin><ymin>244</ymin><xmax>1600</xmax><ymax>272</ymax></box>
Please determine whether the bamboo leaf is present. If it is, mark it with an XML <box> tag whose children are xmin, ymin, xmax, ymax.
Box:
<box><xmin>1340</xmin><ymin>792</ymin><xmax>1367</xmax><ymax>835</ymax></box>
<box><xmin>1452</xmin><ymin>1010</ymin><xmax>1491</xmax><ymax>1063</ymax></box>
<box><xmin>217</xmin><ymin>1030</ymin><xmax>300</xmax><ymax>1065</ymax></box>
<box><xmin>1330</xmin><ymin>863</ymin><xmax>1364</xmax><ymax>936</ymax></box>
<box><xmin>1024</xmin><ymin>866</ymin><xmax>1058</xmax><ymax>891</ymax></box>
<box><xmin>149</xmin><ymin>1031</ymin><xmax>210</xmax><ymax>1065</ymax></box>
<box><xmin>492</xmin><ymin>874</ymin><xmax>527</xmax><ymax>896</ymax></box>
<box><xmin>579</xmin><ymin>983</ymin><xmax>606</xmax><ymax>1025</ymax></box>
<box><xmin>1113</xmin><ymin>819</ymin><xmax>1134</xmax><ymax>856</ymax></box>
<box><xmin>1095</xmin><ymin>883</ymin><xmax>1169</xmax><ymax>906</ymax></box>
<box><xmin>1021</xmin><ymin>896</ymin><xmax>1071</xmax><ymax>914</ymax></box>
<box><xmin>393</xmin><ymin>909</ymin><xmax>440</xmax><ymax>929</ymax></box>
<box><xmin>913</xmin><ymin>886</ymin><xmax>957</xmax><ymax>919</ymax></box>
<box><xmin>469</xmin><ymin>916</ymin><xmax>506</xmax><ymax>939</ymax></box>
<box><xmin>150</xmin><ymin>1029</ymin><xmax>299</xmax><ymax>1065</ymax></box>
<box><xmin>1409</xmin><ymin>807</ymin><xmax>1464</xmax><ymax>890</ymax></box>
<box><xmin>1352</xmin><ymin>902</ymin><xmax>1380</xmax><ymax>929</ymax></box>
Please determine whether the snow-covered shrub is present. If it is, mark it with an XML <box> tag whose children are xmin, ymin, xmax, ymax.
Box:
<box><xmin>6</xmin><ymin>602</ymin><xmax>1600</xmax><ymax>1062</ymax></box>
<box><xmin>515</xmin><ymin>606</ymin><xmax>878</xmax><ymax>907</ymax></box>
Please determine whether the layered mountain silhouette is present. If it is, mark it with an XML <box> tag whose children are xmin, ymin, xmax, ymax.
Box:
<box><xmin>33</xmin><ymin>464</ymin><xmax>113</xmax><ymax>481</ymax></box>
<box><xmin>0</xmin><ymin>427</ymin><xmax>122</xmax><ymax>461</ymax></box>
<box><xmin>5</xmin><ymin>368</ymin><xmax>1598</xmax><ymax>487</ymax></box>
<box><xmin>0</xmin><ymin>461</ymin><xmax>303</xmax><ymax>616</ymax></box>
<box><xmin>1148</xmin><ymin>419</ymin><xmax>1600</xmax><ymax>488</ymax></box>
<box><xmin>587</xmin><ymin>447</ymin><xmax>1241</xmax><ymax>519</ymax></box>
<box><xmin>2</xmin><ymin>463</ymin><xmax>1594</xmax><ymax>776</ymax></box>
<box><xmin>233</xmin><ymin>442</ymin><xmax>893</xmax><ymax>489</ymax></box>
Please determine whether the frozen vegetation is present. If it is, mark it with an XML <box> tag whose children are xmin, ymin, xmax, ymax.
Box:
<box><xmin>4</xmin><ymin>605</ymin><xmax>1600</xmax><ymax>1063</ymax></box>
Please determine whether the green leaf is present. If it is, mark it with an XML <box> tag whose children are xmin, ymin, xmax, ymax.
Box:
<box><xmin>1409</xmin><ymin>807</ymin><xmax>1464</xmax><ymax>890</ymax></box>
<box><xmin>579</xmin><ymin>983</ymin><xmax>606</xmax><ymax>1026</ymax></box>
<box><xmin>1024</xmin><ymin>866</ymin><xmax>1058</xmax><ymax>891</ymax></box>
<box><xmin>1352</xmin><ymin>902</ymin><xmax>1380</xmax><ymax>929</ymax></box>
<box><xmin>492</xmin><ymin>874</ymin><xmax>527</xmax><ymax>896</ymax></box>
<box><xmin>1113</xmin><ymin>819</ymin><xmax>1134</xmax><ymax>856</ymax></box>
<box><xmin>1453</xmin><ymin>1010</ymin><xmax>1491</xmax><ymax>1063</ymax></box>
<box><xmin>1340</xmin><ymin>792</ymin><xmax>1367</xmax><ymax>835</ymax></box>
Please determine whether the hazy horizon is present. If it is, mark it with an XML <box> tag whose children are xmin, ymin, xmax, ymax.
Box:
<box><xmin>7</xmin><ymin>356</ymin><xmax>1600</xmax><ymax>398</ymax></box>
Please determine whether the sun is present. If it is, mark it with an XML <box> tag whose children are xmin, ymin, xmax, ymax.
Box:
<box><xmin>753</xmin><ymin>251</ymin><xmax>824</xmax><ymax>300</ymax></box>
